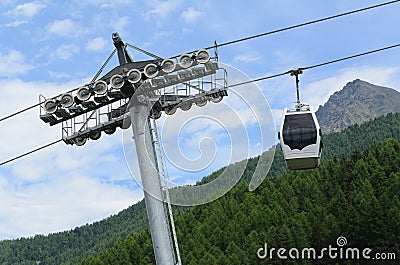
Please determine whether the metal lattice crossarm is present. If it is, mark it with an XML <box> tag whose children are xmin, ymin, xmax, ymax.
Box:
<box><xmin>38</xmin><ymin>33</ymin><xmax>228</xmax><ymax>146</ymax></box>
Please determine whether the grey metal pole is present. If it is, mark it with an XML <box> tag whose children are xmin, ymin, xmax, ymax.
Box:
<box><xmin>129</xmin><ymin>101</ymin><xmax>175</xmax><ymax>265</ymax></box>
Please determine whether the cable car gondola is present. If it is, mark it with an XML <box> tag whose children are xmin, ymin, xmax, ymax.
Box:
<box><xmin>278</xmin><ymin>105</ymin><xmax>322</xmax><ymax>170</ymax></box>
<box><xmin>278</xmin><ymin>69</ymin><xmax>323</xmax><ymax>170</ymax></box>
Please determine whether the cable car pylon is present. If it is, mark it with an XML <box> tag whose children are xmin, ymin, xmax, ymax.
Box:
<box><xmin>37</xmin><ymin>31</ymin><xmax>227</xmax><ymax>265</ymax></box>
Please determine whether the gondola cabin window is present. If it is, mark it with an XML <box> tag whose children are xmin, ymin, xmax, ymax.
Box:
<box><xmin>282</xmin><ymin>113</ymin><xmax>317</xmax><ymax>150</ymax></box>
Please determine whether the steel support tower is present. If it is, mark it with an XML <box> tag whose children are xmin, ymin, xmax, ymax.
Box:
<box><xmin>130</xmin><ymin>101</ymin><xmax>175</xmax><ymax>264</ymax></box>
<box><xmin>39</xmin><ymin>33</ymin><xmax>228</xmax><ymax>265</ymax></box>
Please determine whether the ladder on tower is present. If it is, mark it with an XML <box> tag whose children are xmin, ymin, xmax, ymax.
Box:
<box><xmin>151</xmin><ymin>118</ymin><xmax>182</xmax><ymax>265</ymax></box>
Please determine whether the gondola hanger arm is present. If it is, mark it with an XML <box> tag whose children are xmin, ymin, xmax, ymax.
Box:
<box><xmin>289</xmin><ymin>68</ymin><xmax>304</xmax><ymax>110</ymax></box>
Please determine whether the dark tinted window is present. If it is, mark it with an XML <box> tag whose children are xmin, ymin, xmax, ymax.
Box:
<box><xmin>282</xmin><ymin>113</ymin><xmax>317</xmax><ymax>150</ymax></box>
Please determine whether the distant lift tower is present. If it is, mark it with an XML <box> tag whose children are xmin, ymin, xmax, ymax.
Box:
<box><xmin>39</xmin><ymin>33</ymin><xmax>228</xmax><ymax>265</ymax></box>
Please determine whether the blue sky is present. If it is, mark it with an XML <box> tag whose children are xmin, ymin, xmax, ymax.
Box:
<box><xmin>0</xmin><ymin>0</ymin><xmax>400</xmax><ymax>239</ymax></box>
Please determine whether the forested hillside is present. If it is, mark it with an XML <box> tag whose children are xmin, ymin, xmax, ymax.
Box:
<box><xmin>0</xmin><ymin>200</ymin><xmax>149</xmax><ymax>265</ymax></box>
<box><xmin>1</xmin><ymin>112</ymin><xmax>399</xmax><ymax>264</ymax></box>
<box><xmin>80</xmin><ymin>140</ymin><xmax>400</xmax><ymax>265</ymax></box>
<box><xmin>79</xmin><ymin>113</ymin><xmax>400</xmax><ymax>265</ymax></box>
<box><xmin>321</xmin><ymin>112</ymin><xmax>400</xmax><ymax>161</ymax></box>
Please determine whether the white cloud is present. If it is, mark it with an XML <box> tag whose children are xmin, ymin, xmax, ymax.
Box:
<box><xmin>145</xmin><ymin>0</ymin><xmax>182</xmax><ymax>18</ymax></box>
<box><xmin>0</xmin><ymin>77</ymin><xmax>143</xmax><ymax>239</ymax></box>
<box><xmin>81</xmin><ymin>0</ymin><xmax>134</xmax><ymax>8</ymax></box>
<box><xmin>53</xmin><ymin>44</ymin><xmax>80</xmax><ymax>60</ymax></box>
<box><xmin>0</xmin><ymin>173</ymin><xmax>142</xmax><ymax>239</ymax></box>
<box><xmin>48</xmin><ymin>70</ymin><xmax>71</xmax><ymax>79</ymax></box>
<box><xmin>0</xmin><ymin>20</ymin><xmax>28</xmax><ymax>28</ymax></box>
<box><xmin>0</xmin><ymin>50</ymin><xmax>33</xmax><ymax>77</ymax></box>
<box><xmin>110</xmin><ymin>16</ymin><xmax>130</xmax><ymax>33</ymax></box>
<box><xmin>46</xmin><ymin>19</ymin><xmax>86</xmax><ymax>37</ymax></box>
<box><xmin>0</xmin><ymin>79</ymin><xmax>76</xmax><ymax>161</ymax></box>
<box><xmin>180</xmin><ymin>7</ymin><xmax>203</xmax><ymax>23</ymax></box>
<box><xmin>86</xmin><ymin>37</ymin><xmax>107</xmax><ymax>52</ymax></box>
<box><xmin>6</xmin><ymin>1</ymin><xmax>46</xmax><ymax>18</ymax></box>
<box><xmin>233</xmin><ymin>51</ymin><xmax>261</xmax><ymax>63</ymax></box>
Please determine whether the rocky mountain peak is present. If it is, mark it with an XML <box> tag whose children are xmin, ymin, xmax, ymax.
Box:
<box><xmin>315</xmin><ymin>79</ymin><xmax>400</xmax><ymax>133</ymax></box>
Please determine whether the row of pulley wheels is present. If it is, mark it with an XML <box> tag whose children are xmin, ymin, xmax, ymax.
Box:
<box><xmin>43</xmin><ymin>49</ymin><xmax>211</xmax><ymax>114</ymax></box>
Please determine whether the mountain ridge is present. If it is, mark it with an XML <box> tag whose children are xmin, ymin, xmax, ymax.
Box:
<box><xmin>316</xmin><ymin>79</ymin><xmax>400</xmax><ymax>133</ymax></box>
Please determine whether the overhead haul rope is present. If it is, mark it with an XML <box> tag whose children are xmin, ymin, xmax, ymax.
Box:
<box><xmin>0</xmin><ymin>49</ymin><xmax>116</xmax><ymax>123</ymax></box>
<box><xmin>0</xmin><ymin>139</ymin><xmax>62</xmax><ymax>166</ymax></box>
<box><xmin>2</xmin><ymin>1</ymin><xmax>398</xmax><ymax>123</ymax></box>
<box><xmin>170</xmin><ymin>0</ymin><xmax>400</xmax><ymax>58</ymax></box>
<box><xmin>227</xmin><ymin>42</ymin><xmax>400</xmax><ymax>89</ymax></box>
<box><xmin>2</xmin><ymin>41</ymin><xmax>400</xmax><ymax>166</ymax></box>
